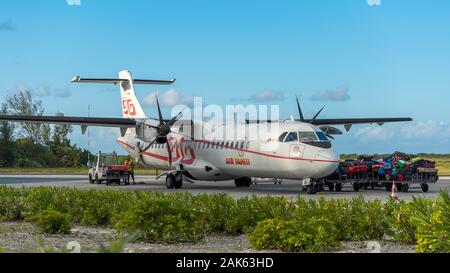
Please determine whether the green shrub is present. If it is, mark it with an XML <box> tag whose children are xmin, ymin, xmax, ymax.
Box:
<box><xmin>115</xmin><ymin>197</ymin><xmax>204</xmax><ymax>243</ymax></box>
<box><xmin>77</xmin><ymin>190</ymin><xmax>139</xmax><ymax>226</ymax></box>
<box><xmin>31</xmin><ymin>209</ymin><xmax>72</xmax><ymax>234</ymax></box>
<box><xmin>383</xmin><ymin>199</ymin><xmax>416</xmax><ymax>244</ymax></box>
<box><xmin>0</xmin><ymin>186</ymin><xmax>24</xmax><ymax>221</ymax></box>
<box><xmin>293</xmin><ymin>197</ymin><xmax>385</xmax><ymax>241</ymax></box>
<box><xmin>412</xmin><ymin>192</ymin><xmax>450</xmax><ymax>253</ymax></box>
<box><xmin>22</xmin><ymin>187</ymin><xmax>140</xmax><ymax>226</ymax></box>
<box><xmin>23</xmin><ymin>187</ymin><xmax>80</xmax><ymax>219</ymax></box>
<box><xmin>248</xmin><ymin>218</ymin><xmax>339</xmax><ymax>252</ymax></box>
<box><xmin>191</xmin><ymin>193</ymin><xmax>237</xmax><ymax>233</ymax></box>
<box><xmin>232</xmin><ymin>196</ymin><xmax>294</xmax><ymax>234</ymax></box>
<box><xmin>347</xmin><ymin>196</ymin><xmax>385</xmax><ymax>240</ymax></box>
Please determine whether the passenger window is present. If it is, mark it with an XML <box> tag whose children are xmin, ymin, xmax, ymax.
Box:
<box><xmin>240</xmin><ymin>142</ymin><xmax>245</xmax><ymax>149</ymax></box>
<box><xmin>230</xmin><ymin>142</ymin><xmax>234</xmax><ymax>148</ymax></box>
<box><xmin>221</xmin><ymin>142</ymin><xmax>225</xmax><ymax>149</ymax></box>
<box><xmin>298</xmin><ymin>132</ymin><xmax>318</xmax><ymax>142</ymax></box>
<box><xmin>284</xmin><ymin>132</ymin><xmax>298</xmax><ymax>142</ymax></box>
<box><xmin>235</xmin><ymin>142</ymin><xmax>239</xmax><ymax>148</ymax></box>
<box><xmin>278</xmin><ymin>132</ymin><xmax>288</xmax><ymax>142</ymax></box>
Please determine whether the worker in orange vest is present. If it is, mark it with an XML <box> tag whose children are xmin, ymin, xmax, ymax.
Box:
<box><xmin>128</xmin><ymin>160</ymin><xmax>135</xmax><ymax>185</ymax></box>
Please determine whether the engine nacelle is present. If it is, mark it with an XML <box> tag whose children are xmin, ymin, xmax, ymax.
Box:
<box><xmin>135</xmin><ymin>119</ymin><xmax>158</xmax><ymax>142</ymax></box>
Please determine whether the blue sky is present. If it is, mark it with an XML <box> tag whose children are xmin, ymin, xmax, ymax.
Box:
<box><xmin>1</xmin><ymin>0</ymin><xmax>450</xmax><ymax>154</ymax></box>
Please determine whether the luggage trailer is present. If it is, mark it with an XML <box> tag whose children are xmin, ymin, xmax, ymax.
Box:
<box><xmin>323</xmin><ymin>171</ymin><xmax>439</xmax><ymax>193</ymax></box>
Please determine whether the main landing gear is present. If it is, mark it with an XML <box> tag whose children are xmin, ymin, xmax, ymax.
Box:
<box><xmin>166</xmin><ymin>172</ymin><xmax>184</xmax><ymax>189</ymax></box>
<box><xmin>235</xmin><ymin>177</ymin><xmax>252</xmax><ymax>188</ymax></box>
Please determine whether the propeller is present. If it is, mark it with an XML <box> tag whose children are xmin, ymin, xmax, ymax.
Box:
<box><xmin>295</xmin><ymin>97</ymin><xmax>325</xmax><ymax>124</ymax></box>
<box><xmin>296</xmin><ymin>96</ymin><xmax>305</xmax><ymax>122</ymax></box>
<box><xmin>296</xmin><ymin>97</ymin><xmax>335</xmax><ymax>139</ymax></box>
<box><xmin>135</xmin><ymin>95</ymin><xmax>182</xmax><ymax>167</ymax></box>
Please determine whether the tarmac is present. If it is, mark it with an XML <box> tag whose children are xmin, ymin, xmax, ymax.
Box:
<box><xmin>1</xmin><ymin>174</ymin><xmax>448</xmax><ymax>200</ymax></box>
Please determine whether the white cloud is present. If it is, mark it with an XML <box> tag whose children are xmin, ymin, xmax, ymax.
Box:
<box><xmin>251</xmin><ymin>90</ymin><xmax>285</xmax><ymax>102</ymax></box>
<box><xmin>354</xmin><ymin>121</ymin><xmax>450</xmax><ymax>142</ymax></box>
<box><xmin>311</xmin><ymin>85</ymin><xmax>350</xmax><ymax>102</ymax></box>
<box><xmin>354</xmin><ymin>125</ymin><xmax>395</xmax><ymax>141</ymax></box>
<box><xmin>66</xmin><ymin>0</ymin><xmax>81</xmax><ymax>6</ymax></box>
<box><xmin>13</xmin><ymin>82</ymin><xmax>71</xmax><ymax>98</ymax></box>
<box><xmin>142</xmin><ymin>89</ymin><xmax>194</xmax><ymax>107</ymax></box>
<box><xmin>36</xmin><ymin>83</ymin><xmax>51</xmax><ymax>97</ymax></box>
<box><xmin>54</xmin><ymin>87</ymin><xmax>72</xmax><ymax>98</ymax></box>
<box><xmin>231</xmin><ymin>90</ymin><xmax>285</xmax><ymax>102</ymax></box>
<box><xmin>367</xmin><ymin>0</ymin><xmax>381</xmax><ymax>6</ymax></box>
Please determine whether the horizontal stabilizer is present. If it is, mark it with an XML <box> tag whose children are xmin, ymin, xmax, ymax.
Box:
<box><xmin>71</xmin><ymin>77</ymin><xmax>176</xmax><ymax>85</ymax></box>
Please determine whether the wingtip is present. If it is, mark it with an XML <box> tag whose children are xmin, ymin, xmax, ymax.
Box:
<box><xmin>71</xmin><ymin>76</ymin><xmax>80</xmax><ymax>83</ymax></box>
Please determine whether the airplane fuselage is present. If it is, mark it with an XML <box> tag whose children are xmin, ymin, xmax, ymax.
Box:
<box><xmin>117</xmin><ymin>121</ymin><xmax>340</xmax><ymax>181</ymax></box>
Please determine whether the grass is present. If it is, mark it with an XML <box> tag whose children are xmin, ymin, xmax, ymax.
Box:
<box><xmin>430</xmin><ymin>158</ymin><xmax>450</xmax><ymax>176</ymax></box>
<box><xmin>0</xmin><ymin>167</ymin><xmax>161</xmax><ymax>175</ymax></box>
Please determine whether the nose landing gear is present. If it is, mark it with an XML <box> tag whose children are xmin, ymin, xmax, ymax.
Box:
<box><xmin>305</xmin><ymin>179</ymin><xmax>325</xmax><ymax>194</ymax></box>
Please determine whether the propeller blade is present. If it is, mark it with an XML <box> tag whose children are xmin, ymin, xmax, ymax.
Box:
<box><xmin>310</xmin><ymin>105</ymin><xmax>326</xmax><ymax>124</ymax></box>
<box><xmin>166</xmin><ymin>140</ymin><xmax>173</xmax><ymax>168</ymax></box>
<box><xmin>155</xmin><ymin>94</ymin><xmax>164</xmax><ymax>125</ymax></box>
<box><xmin>296</xmin><ymin>96</ymin><xmax>305</xmax><ymax>122</ymax></box>
<box><xmin>135</xmin><ymin>138</ymin><xmax>158</xmax><ymax>162</ymax></box>
<box><xmin>140</xmin><ymin>138</ymin><xmax>158</xmax><ymax>154</ymax></box>
<box><xmin>168</xmin><ymin>111</ymin><xmax>183</xmax><ymax>126</ymax></box>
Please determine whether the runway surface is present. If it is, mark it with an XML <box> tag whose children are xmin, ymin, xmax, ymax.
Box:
<box><xmin>1</xmin><ymin>174</ymin><xmax>449</xmax><ymax>200</ymax></box>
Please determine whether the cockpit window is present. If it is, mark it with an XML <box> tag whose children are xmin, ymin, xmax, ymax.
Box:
<box><xmin>278</xmin><ymin>132</ymin><xmax>288</xmax><ymax>142</ymax></box>
<box><xmin>284</xmin><ymin>132</ymin><xmax>298</xmax><ymax>142</ymax></box>
<box><xmin>298</xmin><ymin>132</ymin><xmax>318</xmax><ymax>142</ymax></box>
<box><xmin>316</xmin><ymin>132</ymin><xmax>329</xmax><ymax>141</ymax></box>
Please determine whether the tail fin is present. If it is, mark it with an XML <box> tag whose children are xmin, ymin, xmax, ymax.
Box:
<box><xmin>119</xmin><ymin>70</ymin><xmax>146</xmax><ymax>118</ymax></box>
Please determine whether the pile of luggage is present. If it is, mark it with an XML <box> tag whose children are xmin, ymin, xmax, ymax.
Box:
<box><xmin>356</xmin><ymin>151</ymin><xmax>438</xmax><ymax>181</ymax></box>
<box><xmin>325</xmin><ymin>152</ymin><xmax>438</xmax><ymax>193</ymax></box>
<box><xmin>330</xmin><ymin>151</ymin><xmax>438</xmax><ymax>182</ymax></box>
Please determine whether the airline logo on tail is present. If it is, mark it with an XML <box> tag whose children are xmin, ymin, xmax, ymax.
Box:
<box><xmin>119</xmin><ymin>70</ymin><xmax>146</xmax><ymax>119</ymax></box>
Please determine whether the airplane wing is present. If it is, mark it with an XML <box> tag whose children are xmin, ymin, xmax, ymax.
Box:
<box><xmin>0</xmin><ymin>115</ymin><xmax>136</xmax><ymax>127</ymax></box>
<box><xmin>246</xmin><ymin>117</ymin><xmax>412</xmax><ymax>125</ymax></box>
<box><xmin>306</xmin><ymin>117</ymin><xmax>413</xmax><ymax>126</ymax></box>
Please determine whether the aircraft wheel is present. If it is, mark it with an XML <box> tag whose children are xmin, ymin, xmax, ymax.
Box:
<box><xmin>327</xmin><ymin>183</ymin><xmax>335</xmax><ymax>192</ymax></box>
<box><xmin>234</xmin><ymin>179</ymin><xmax>244</xmax><ymax>188</ymax></box>
<box><xmin>307</xmin><ymin>183</ymin><xmax>316</xmax><ymax>195</ymax></box>
<box><xmin>401</xmin><ymin>183</ymin><xmax>409</xmax><ymax>193</ymax></box>
<box><xmin>166</xmin><ymin>174</ymin><xmax>175</xmax><ymax>189</ymax></box>
<box><xmin>89</xmin><ymin>174</ymin><xmax>94</xmax><ymax>184</ymax></box>
<box><xmin>385</xmin><ymin>183</ymin><xmax>392</xmax><ymax>192</ymax></box>
<box><xmin>353</xmin><ymin>183</ymin><xmax>360</xmax><ymax>192</ymax></box>
<box><xmin>174</xmin><ymin>175</ymin><xmax>183</xmax><ymax>189</ymax></box>
<box><xmin>335</xmin><ymin>183</ymin><xmax>342</xmax><ymax>192</ymax></box>
<box><xmin>95</xmin><ymin>174</ymin><xmax>101</xmax><ymax>184</ymax></box>
<box><xmin>243</xmin><ymin>177</ymin><xmax>251</xmax><ymax>187</ymax></box>
<box><xmin>421</xmin><ymin>183</ymin><xmax>429</xmax><ymax>193</ymax></box>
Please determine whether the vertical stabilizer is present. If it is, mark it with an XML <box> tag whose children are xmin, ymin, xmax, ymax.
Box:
<box><xmin>119</xmin><ymin>70</ymin><xmax>147</xmax><ymax>118</ymax></box>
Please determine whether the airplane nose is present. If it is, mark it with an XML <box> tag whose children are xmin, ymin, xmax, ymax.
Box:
<box><xmin>314</xmin><ymin>149</ymin><xmax>340</xmax><ymax>177</ymax></box>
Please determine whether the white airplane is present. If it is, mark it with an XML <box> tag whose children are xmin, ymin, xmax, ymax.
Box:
<box><xmin>0</xmin><ymin>70</ymin><xmax>412</xmax><ymax>194</ymax></box>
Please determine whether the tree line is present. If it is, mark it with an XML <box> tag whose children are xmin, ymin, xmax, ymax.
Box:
<box><xmin>0</xmin><ymin>91</ymin><xmax>93</xmax><ymax>168</ymax></box>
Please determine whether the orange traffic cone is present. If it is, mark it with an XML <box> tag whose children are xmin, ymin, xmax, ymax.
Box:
<box><xmin>391</xmin><ymin>180</ymin><xmax>399</xmax><ymax>201</ymax></box>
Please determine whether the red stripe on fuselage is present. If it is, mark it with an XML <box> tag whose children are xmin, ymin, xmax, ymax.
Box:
<box><xmin>117</xmin><ymin>139</ymin><xmax>339</xmax><ymax>164</ymax></box>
